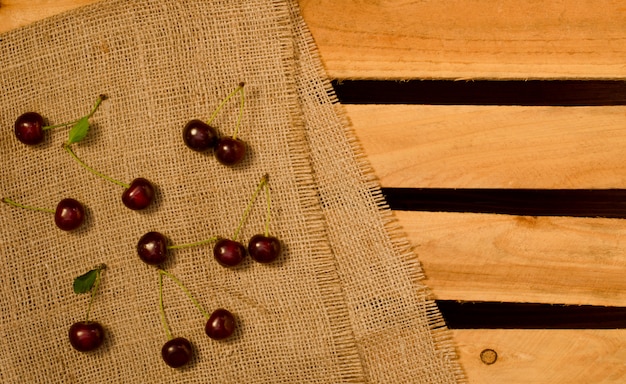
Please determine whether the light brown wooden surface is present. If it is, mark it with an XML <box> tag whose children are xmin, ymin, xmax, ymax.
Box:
<box><xmin>2</xmin><ymin>1</ymin><xmax>625</xmax><ymax>383</ymax></box>
<box><xmin>348</xmin><ymin>105</ymin><xmax>626</xmax><ymax>189</ymax></box>
<box><xmin>298</xmin><ymin>0</ymin><xmax>626</xmax><ymax>79</ymax></box>
<box><xmin>399</xmin><ymin>211</ymin><xmax>626</xmax><ymax>306</ymax></box>
<box><xmin>0</xmin><ymin>0</ymin><xmax>96</xmax><ymax>32</ymax></box>
<box><xmin>454</xmin><ymin>329</ymin><xmax>626</xmax><ymax>384</ymax></box>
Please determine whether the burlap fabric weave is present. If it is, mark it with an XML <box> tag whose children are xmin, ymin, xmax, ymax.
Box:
<box><xmin>0</xmin><ymin>1</ymin><xmax>465</xmax><ymax>382</ymax></box>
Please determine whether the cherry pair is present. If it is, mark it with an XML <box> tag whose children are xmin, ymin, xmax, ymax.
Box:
<box><xmin>217</xmin><ymin>174</ymin><xmax>281</xmax><ymax>266</ymax></box>
<box><xmin>158</xmin><ymin>269</ymin><xmax>236</xmax><ymax>368</ymax></box>
<box><xmin>183</xmin><ymin>83</ymin><xmax>247</xmax><ymax>166</ymax></box>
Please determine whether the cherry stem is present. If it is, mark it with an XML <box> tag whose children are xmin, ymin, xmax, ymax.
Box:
<box><xmin>43</xmin><ymin>94</ymin><xmax>106</xmax><ymax>131</ymax></box>
<box><xmin>233</xmin><ymin>173</ymin><xmax>268</xmax><ymax>241</ymax></box>
<box><xmin>167</xmin><ymin>236</ymin><xmax>218</xmax><ymax>250</ymax></box>
<box><xmin>85</xmin><ymin>264</ymin><xmax>105</xmax><ymax>322</ymax></box>
<box><xmin>63</xmin><ymin>143</ymin><xmax>130</xmax><ymax>189</ymax></box>
<box><xmin>206</xmin><ymin>83</ymin><xmax>245</xmax><ymax>133</ymax></box>
<box><xmin>158</xmin><ymin>271</ymin><xmax>174</xmax><ymax>340</ymax></box>
<box><xmin>264</xmin><ymin>181</ymin><xmax>271</xmax><ymax>237</ymax></box>
<box><xmin>1</xmin><ymin>197</ymin><xmax>54</xmax><ymax>214</ymax></box>
<box><xmin>159</xmin><ymin>269</ymin><xmax>210</xmax><ymax>320</ymax></box>
<box><xmin>232</xmin><ymin>83</ymin><xmax>245</xmax><ymax>140</ymax></box>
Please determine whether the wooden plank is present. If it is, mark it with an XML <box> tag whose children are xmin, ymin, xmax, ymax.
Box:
<box><xmin>298</xmin><ymin>0</ymin><xmax>626</xmax><ymax>79</ymax></box>
<box><xmin>453</xmin><ymin>329</ymin><xmax>626</xmax><ymax>384</ymax></box>
<box><xmin>0</xmin><ymin>0</ymin><xmax>97</xmax><ymax>32</ymax></box>
<box><xmin>346</xmin><ymin>104</ymin><xmax>626</xmax><ymax>189</ymax></box>
<box><xmin>397</xmin><ymin>210</ymin><xmax>626</xmax><ymax>306</ymax></box>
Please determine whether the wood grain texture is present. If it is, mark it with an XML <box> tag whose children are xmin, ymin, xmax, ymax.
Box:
<box><xmin>298</xmin><ymin>0</ymin><xmax>626</xmax><ymax>79</ymax></box>
<box><xmin>347</xmin><ymin>104</ymin><xmax>626</xmax><ymax>189</ymax></box>
<box><xmin>453</xmin><ymin>329</ymin><xmax>626</xmax><ymax>384</ymax></box>
<box><xmin>398</xmin><ymin>210</ymin><xmax>626</xmax><ymax>306</ymax></box>
<box><xmin>0</xmin><ymin>0</ymin><xmax>97</xmax><ymax>32</ymax></box>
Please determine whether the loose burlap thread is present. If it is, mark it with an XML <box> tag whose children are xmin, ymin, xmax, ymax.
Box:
<box><xmin>0</xmin><ymin>1</ymin><xmax>465</xmax><ymax>382</ymax></box>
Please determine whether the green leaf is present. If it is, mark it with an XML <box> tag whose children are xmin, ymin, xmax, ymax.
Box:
<box><xmin>73</xmin><ymin>268</ymin><xmax>99</xmax><ymax>294</ymax></box>
<box><xmin>67</xmin><ymin>116</ymin><xmax>90</xmax><ymax>145</ymax></box>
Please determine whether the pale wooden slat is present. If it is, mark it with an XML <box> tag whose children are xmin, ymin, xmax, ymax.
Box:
<box><xmin>347</xmin><ymin>104</ymin><xmax>626</xmax><ymax>189</ymax></box>
<box><xmin>397</xmin><ymin>210</ymin><xmax>626</xmax><ymax>306</ymax></box>
<box><xmin>0</xmin><ymin>0</ymin><xmax>97</xmax><ymax>32</ymax></box>
<box><xmin>298</xmin><ymin>0</ymin><xmax>626</xmax><ymax>79</ymax></box>
<box><xmin>453</xmin><ymin>329</ymin><xmax>626</xmax><ymax>384</ymax></box>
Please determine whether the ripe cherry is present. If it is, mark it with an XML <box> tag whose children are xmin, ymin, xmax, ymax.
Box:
<box><xmin>213</xmin><ymin>238</ymin><xmax>246</xmax><ymax>267</ymax></box>
<box><xmin>69</xmin><ymin>321</ymin><xmax>104</xmax><ymax>352</ymax></box>
<box><xmin>242</xmin><ymin>174</ymin><xmax>282</xmax><ymax>263</ymax></box>
<box><xmin>182</xmin><ymin>119</ymin><xmax>218</xmax><ymax>151</ymax></box>
<box><xmin>205</xmin><ymin>309</ymin><xmax>236</xmax><ymax>340</ymax></box>
<box><xmin>122</xmin><ymin>178</ymin><xmax>155</xmax><ymax>210</ymax></box>
<box><xmin>70</xmin><ymin>265</ymin><xmax>106</xmax><ymax>352</ymax></box>
<box><xmin>2</xmin><ymin>197</ymin><xmax>86</xmax><ymax>231</ymax></box>
<box><xmin>215</xmin><ymin>137</ymin><xmax>246</xmax><ymax>166</ymax></box>
<box><xmin>14</xmin><ymin>112</ymin><xmax>45</xmax><ymax>145</ymax></box>
<box><xmin>248</xmin><ymin>234</ymin><xmax>281</xmax><ymax>263</ymax></box>
<box><xmin>161</xmin><ymin>337</ymin><xmax>193</xmax><ymax>368</ymax></box>
<box><xmin>54</xmin><ymin>198</ymin><xmax>85</xmax><ymax>231</ymax></box>
<box><xmin>137</xmin><ymin>232</ymin><xmax>168</xmax><ymax>265</ymax></box>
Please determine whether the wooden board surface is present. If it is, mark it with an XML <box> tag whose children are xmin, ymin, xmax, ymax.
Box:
<box><xmin>298</xmin><ymin>0</ymin><xmax>626</xmax><ymax>79</ymax></box>
<box><xmin>348</xmin><ymin>105</ymin><xmax>626</xmax><ymax>189</ymax></box>
<box><xmin>398</xmin><ymin>211</ymin><xmax>626</xmax><ymax>306</ymax></box>
<box><xmin>454</xmin><ymin>329</ymin><xmax>626</xmax><ymax>384</ymax></box>
<box><xmin>2</xmin><ymin>1</ymin><xmax>625</xmax><ymax>383</ymax></box>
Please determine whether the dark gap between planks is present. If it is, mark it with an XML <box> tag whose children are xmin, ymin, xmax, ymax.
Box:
<box><xmin>437</xmin><ymin>300</ymin><xmax>626</xmax><ymax>329</ymax></box>
<box><xmin>381</xmin><ymin>188</ymin><xmax>626</xmax><ymax>218</ymax></box>
<box><xmin>331</xmin><ymin>79</ymin><xmax>626</xmax><ymax>105</ymax></box>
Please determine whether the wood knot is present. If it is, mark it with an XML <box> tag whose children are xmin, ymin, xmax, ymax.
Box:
<box><xmin>480</xmin><ymin>349</ymin><xmax>498</xmax><ymax>365</ymax></box>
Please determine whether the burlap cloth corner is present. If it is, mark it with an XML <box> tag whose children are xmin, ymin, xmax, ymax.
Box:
<box><xmin>0</xmin><ymin>1</ymin><xmax>465</xmax><ymax>382</ymax></box>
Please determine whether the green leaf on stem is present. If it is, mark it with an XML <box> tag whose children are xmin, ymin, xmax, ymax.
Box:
<box><xmin>67</xmin><ymin>116</ymin><xmax>90</xmax><ymax>145</ymax></box>
<box><xmin>73</xmin><ymin>268</ymin><xmax>99</xmax><ymax>294</ymax></box>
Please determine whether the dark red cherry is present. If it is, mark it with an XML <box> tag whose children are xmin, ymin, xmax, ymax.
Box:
<box><xmin>161</xmin><ymin>337</ymin><xmax>193</xmax><ymax>368</ymax></box>
<box><xmin>248</xmin><ymin>234</ymin><xmax>281</xmax><ymax>263</ymax></box>
<box><xmin>69</xmin><ymin>321</ymin><xmax>104</xmax><ymax>352</ymax></box>
<box><xmin>182</xmin><ymin>119</ymin><xmax>218</xmax><ymax>151</ymax></box>
<box><xmin>15</xmin><ymin>112</ymin><xmax>45</xmax><ymax>145</ymax></box>
<box><xmin>137</xmin><ymin>231</ymin><xmax>168</xmax><ymax>265</ymax></box>
<box><xmin>54</xmin><ymin>198</ymin><xmax>85</xmax><ymax>231</ymax></box>
<box><xmin>215</xmin><ymin>137</ymin><xmax>246</xmax><ymax>166</ymax></box>
<box><xmin>122</xmin><ymin>178</ymin><xmax>154</xmax><ymax>210</ymax></box>
<box><xmin>213</xmin><ymin>238</ymin><xmax>246</xmax><ymax>267</ymax></box>
<box><xmin>205</xmin><ymin>308</ymin><xmax>236</xmax><ymax>340</ymax></box>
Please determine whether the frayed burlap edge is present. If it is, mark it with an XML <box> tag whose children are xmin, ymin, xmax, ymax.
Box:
<box><xmin>287</xmin><ymin>1</ymin><xmax>467</xmax><ymax>382</ymax></box>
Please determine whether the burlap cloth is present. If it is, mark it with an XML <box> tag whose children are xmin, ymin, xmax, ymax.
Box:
<box><xmin>0</xmin><ymin>1</ymin><xmax>465</xmax><ymax>382</ymax></box>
